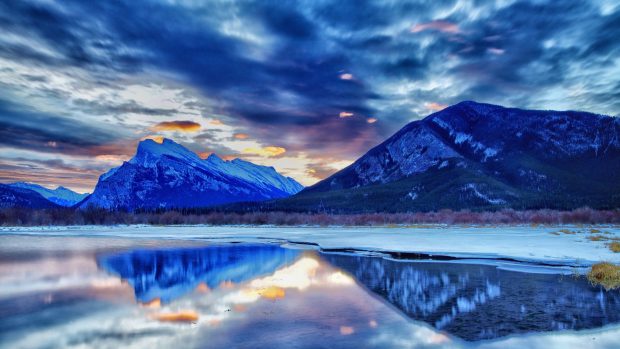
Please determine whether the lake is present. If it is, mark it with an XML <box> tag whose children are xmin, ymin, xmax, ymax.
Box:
<box><xmin>0</xmin><ymin>233</ymin><xmax>619</xmax><ymax>348</ymax></box>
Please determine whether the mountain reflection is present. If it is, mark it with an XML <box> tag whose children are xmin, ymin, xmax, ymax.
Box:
<box><xmin>322</xmin><ymin>253</ymin><xmax>620</xmax><ymax>341</ymax></box>
<box><xmin>98</xmin><ymin>244</ymin><xmax>299</xmax><ymax>303</ymax></box>
<box><xmin>96</xmin><ymin>243</ymin><xmax>620</xmax><ymax>342</ymax></box>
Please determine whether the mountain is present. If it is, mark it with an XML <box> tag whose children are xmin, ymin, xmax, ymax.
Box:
<box><xmin>0</xmin><ymin>183</ymin><xmax>61</xmax><ymax>209</ymax></box>
<box><xmin>7</xmin><ymin>182</ymin><xmax>88</xmax><ymax>207</ymax></box>
<box><xmin>323</xmin><ymin>253</ymin><xmax>620</xmax><ymax>341</ymax></box>
<box><xmin>277</xmin><ymin>101</ymin><xmax>620</xmax><ymax>212</ymax></box>
<box><xmin>80</xmin><ymin>138</ymin><xmax>303</xmax><ymax>210</ymax></box>
<box><xmin>98</xmin><ymin>244</ymin><xmax>299</xmax><ymax>303</ymax></box>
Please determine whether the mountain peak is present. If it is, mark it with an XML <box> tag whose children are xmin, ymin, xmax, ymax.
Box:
<box><xmin>206</xmin><ymin>153</ymin><xmax>224</xmax><ymax>163</ymax></box>
<box><xmin>82</xmin><ymin>138</ymin><xmax>304</xmax><ymax>210</ymax></box>
<box><xmin>131</xmin><ymin>138</ymin><xmax>202</xmax><ymax>166</ymax></box>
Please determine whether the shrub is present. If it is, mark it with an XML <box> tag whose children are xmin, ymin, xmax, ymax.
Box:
<box><xmin>587</xmin><ymin>262</ymin><xmax>620</xmax><ymax>290</ymax></box>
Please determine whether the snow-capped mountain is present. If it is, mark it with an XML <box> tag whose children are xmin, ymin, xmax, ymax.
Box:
<box><xmin>323</xmin><ymin>253</ymin><xmax>620</xmax><ymax>341</ymax></box>
<box><xmin>283</xmin><ymin>101</ymin><xmax>620</xmax><ymax>211</ymax></box>
<box><xmin>0</xmin><ymin>183</ymin><xmax>61</xmax><ymax>209</ymax></box>
<box><xmin>7</xmin><ymin>182</ymin><xmax>88</xmax><ymax>206</ymax></box>
<box><xmin>80</xmin><ymin>138</ymin><xmax>303</xmax><ymax>210</ymax></box>
<box><xmin>99</xmin><ymin>244</ymin><xmax>299</xmax><ymax>303</ymax></box>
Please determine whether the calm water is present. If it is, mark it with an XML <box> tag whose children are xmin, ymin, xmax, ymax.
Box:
<box><xmin>0</xmin><ymin>235</ymin><xmax>619</xmax><ymax>348</ymax></box>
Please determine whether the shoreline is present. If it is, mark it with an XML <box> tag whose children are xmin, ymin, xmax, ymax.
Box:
<box><xmin>2</xmin><ymin>224</ymin><xmax>619</xmax><ymax>268</ymax></box>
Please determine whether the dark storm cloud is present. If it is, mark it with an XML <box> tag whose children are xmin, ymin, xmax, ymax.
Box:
<box><xmin>0</xmin><ymin>0</ymin><xmax>618</xmax><ymax>185</ymax></box>
<box><xmin>0</xmin><ymin>98</ymin><xmax>129</xmax><ymax>156</ymax></box>
<box><xmin>0</xmin><ymin>0</ymin><xmax>385</xmax><ymax>158</ymax></box>
<box><xmin>72</xmin><ymin>99</ymin><xmax>179</xmax><ymax>117</ymax></box>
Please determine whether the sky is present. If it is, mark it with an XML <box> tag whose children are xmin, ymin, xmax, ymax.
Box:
<box><xmin>0</xmin><ymin>0</ymin><xmax>619</xmax><ymax>192</ymax></box>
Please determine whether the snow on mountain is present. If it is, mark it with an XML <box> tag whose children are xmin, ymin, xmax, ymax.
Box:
<box><xmin>99</xmin><ymin>244</ymin><xmax>299</xmax><ymax>303</ymax></box>
<box><xmin>80</xmin><ymin>138</ymin><xmax>303</xmax><ymax>210</ymax></box>
<box><xmin>7</xmin><ymin>182</ymin><xmax>88</xmax><ymax>207</ymax></box>
<box><xmin>0</xmin><ymin>183</ymin><xmax>61</xmax><ymax>209</ymax></box>
<box><xmin>285</xmin><ymin>101</ymin><xmax>620</xmax><ymax>211</ymax></box>
<box><xmin>205</xmin><ymin>154</ymin><xmax>303</xmax><ymax>194</ymax></box>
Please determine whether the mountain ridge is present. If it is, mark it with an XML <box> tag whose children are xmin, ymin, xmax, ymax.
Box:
<box><xmin>270</xmin><ymin>101</ymin><xmax>620</xmax><ymax>212</ymax></box>
<box><xmin>0</xmin><ymin>183</ymin><xmax>61</xmax><ymax>209</ymax></box>
<box><xmin>6</xmin><ymin>182</ymin><xmax>88</xmax><ymax>206</ymax></box>
<box><xmin>79</xmin><ymin>138</ymin><xmax>303</xmax><ymax>210</ymax></box>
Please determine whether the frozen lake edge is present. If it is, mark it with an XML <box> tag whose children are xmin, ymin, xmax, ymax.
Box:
<box><xmin>1</xmin><ymin>224</ymin><xmax>619</xmax><ymax>269</ymax></box>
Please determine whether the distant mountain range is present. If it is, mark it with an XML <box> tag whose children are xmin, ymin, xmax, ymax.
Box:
<box><xmin>0</xmin><ymin>183</ymin><xmax>62</xmax><ymax>209</ymax></box>
<box><xmin>2</xmin><ymin>101</ymin><xmax>619</xmax><ymax>212</ymax></box>
<box><xmin>7</xmin><ymin>182</ymin><xmax>88</xmax><ymax>206</ymax></box>
<box><xmin>1</xmin><ymin>182</ymin><xmax>87</xmax><ymax>209</ymax></box>
<box><xmin>78</xmin><ymin>138</ymin><xmax>303</xmax><ymax>210</ymax></box>
<box><xmin>269</xmin><ymin>101</ymin><xmax>620</xmax><ymax>212</ymax></box>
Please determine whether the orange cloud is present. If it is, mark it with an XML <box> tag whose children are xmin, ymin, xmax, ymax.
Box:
<box><xmin>141</xmin><ymin>135</ymin><xmax>165</xmax><ymax>143</ymax></box>
<box><xmin>140</xmin><ymin>298</ymin><xmax>161</xmax><ymax>308</ymax></box>
<box><xmin>153</xmin><ymin>311</ymin><xmax>199</xmax><ymax>323</ymax></box>
<box><xmin>242</xmin><ymin>146</ymin><xmax>286</xmax><ymax>157</ymax></box>
<box><xmin>196</xmin><ymin>282</ymin><xmax>210</xmax><ymax>293</ymax></box>
<box><xmin>210</xmin><ymin>119</ymin><xmax>224</xmax><ymax>125</ymax></box>
<box><xmin>340</xmin><ymin>326</ymin><xmax>355</xmax><ymax>335</ymax></box>
<box><xmin>425</xmin><ymin>102</ymin><xmax>448</xmax><ymax>111</ymax></box>
<box><xmin>367</xmin><ymin>117</ymin><xmax>377</xmax><ymax>124</ymax></box>
<box><xmin>233</xmin><ymin>133</ymin><xmax>249</xmax><ymax>140</ymax></box>
<box><xmin>221</xmin><ymin>155</ymin><xmax>238</xmax><ymax>161</ymax></box>
<box><xmin>198</xmin><ymin>151</ymin><xmax>212</xmax><ymax>159</ymax></box>
<box><xmin>259</xmin><ymin>286</ymin><xmax>286</xmax><ymax>300</ymax></box>
<box><xmin>411</xmin><ymin>20</ymin><xmax>460</xmax><ymax>34</ymax></box>
<box><xmin>95</xmin><ymin>154</ymin><xmax>129</xmax><ymax>162</ymax></box>
<box><xmin>151</xmin><ymin>120</ymin><xmax>201</xmax><ymax>132</ymax></box>
<box><xmin>339</xmin><ymin>112</ymin><xmax>354</xmax><ymax>118</ymax></box>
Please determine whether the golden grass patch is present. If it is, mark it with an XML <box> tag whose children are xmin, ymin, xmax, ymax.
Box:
<box><xmin>559</xmin><ymin>229</ymin><xmax>578</xmax><ymax>235</ymax></box>
<box><xmin>587</xmin><ymin>262</ymin><xmax>620</xmax><ymax>290</ymax></box>
<box><xmin>588</xmin><ymin>235</ymin><xmax>607</xmax><ymax>242</ymax></box>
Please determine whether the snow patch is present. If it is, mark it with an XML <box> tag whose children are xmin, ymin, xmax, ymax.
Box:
<box><xmin>462</xmin><ymin>183</ymin><xmax>506</xmax><ymax>205</ymax></box>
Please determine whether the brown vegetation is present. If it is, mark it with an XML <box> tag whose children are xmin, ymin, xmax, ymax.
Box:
<box><xmin>588</xmin><ymin>235</ymin><xmax>607</xmax><ymax>242</ymax></box>
<box><xmin>587</xmin><ymin>262</ymin><xmax>620</xmax><ymax>290</ymax></box>
<box><xmin>609</xmin><ymin>241</ymin><xmax>620</xmax><ymax>253</ymax></box>
<box><xmin>1</xmin><ymin>206</ymin><xmax>620</xmax><ymax>226</ymax></box>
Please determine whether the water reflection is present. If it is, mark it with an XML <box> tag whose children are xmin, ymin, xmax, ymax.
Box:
<box><xmin>6</xmin><ymin>238</ymin><xmax>620</xmax><ymax>348</ymax></box>
<box><xmin>323</xmin><ymin>253</ymin><xmax>620</xmax><ymax>341</ymax></box>
<box><xmin>98</xmin><ymin>243</ymin><xmax>620</xmax><ymax>342</ymax></box>
<box><xmin>98</xmin><ymin>244</ymin><xmax>299</xmax><ymax>303</ymax></box>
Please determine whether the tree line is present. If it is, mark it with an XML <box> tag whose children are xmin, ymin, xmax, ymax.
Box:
<box><xmin>1</xmin><ymin>206</ymin><xmax>619</xmax><ymax>226</ymax></box>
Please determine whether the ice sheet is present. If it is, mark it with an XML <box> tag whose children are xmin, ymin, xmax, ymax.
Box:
<box><xmin>2</xmin><ymin>225</ymin><xmax>619</xmax><ymax>267</ymax></box>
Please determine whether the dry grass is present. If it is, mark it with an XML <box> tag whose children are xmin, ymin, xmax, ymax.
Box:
<box><xmin>2</xmin><ymin>206</ymin><xmax>620</xmax><ymax>226</ymax></box>
<box><xmin>587</xmin><ymin>262</ymin><xmax>620</xmax><ymax>290</ymax></box>
<box><xmin>609</xmin><ymin>241</ymin><xmax>620</xmax><ymax>253</ymax></box>
<box><xmin>559</xmin><ymin>229</ymin><xmax>578</xmax><ymax>235</ymax></box>
<box><xmin>588</xmin><ymin>235</ymin><xmax>607</xmax><ymax>241</ymax></box>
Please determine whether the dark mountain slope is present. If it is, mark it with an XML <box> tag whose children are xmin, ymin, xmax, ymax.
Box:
<box><xmin>0</xmin><ymin>183</ymin><xmax>61</xmax><ymax>209</ymax></box>
<box><xmin>277</xmin><ymin>101</ymin><xmax>620</xmax><ymax>212</ymax></box>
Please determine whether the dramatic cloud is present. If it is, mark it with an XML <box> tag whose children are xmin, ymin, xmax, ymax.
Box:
<box><xmin>425</xmin><ymin>103</ymin><xmax>448</xmax><ymax>111</ymax></box>
<box><xmin>0</xmin><ymin>0</ymin><xmax>618</xmax><ymax>189</ymax></box>
<box><xmin>242</xmin><ymin>146</ymin><xmax>286</xmax><ymax>158</ymax></box>
<box><xmin>151</xmin><ymin>121</ymin><xmax>201</xmax><ymax>132</ymax></box>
